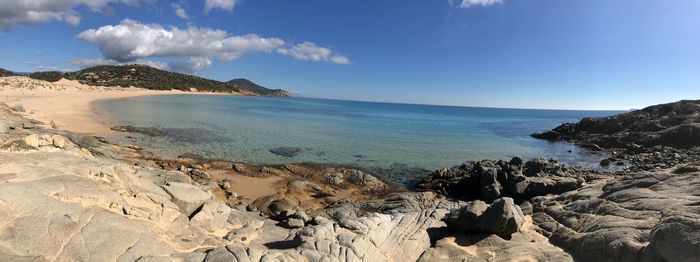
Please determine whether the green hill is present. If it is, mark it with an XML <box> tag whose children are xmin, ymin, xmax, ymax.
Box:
<box><xmin>227</xmin><ymin>78</ymin><xmax>291</xmax><ymax>96</ymax></box>
<box><xmin>0</xmin><ymin>68</ymin><xmax>16</xmax><ymax>77</ymax></box>
<box><xmin>0</xmin><ymin>64</ymin><xmax>290</xmax><ymax>96</ymax></box>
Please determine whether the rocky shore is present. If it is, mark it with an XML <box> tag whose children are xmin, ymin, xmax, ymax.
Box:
<box><xmin>1</xmin><ymin>97</ymin><xmax>699</xmax><ymax>261</ymax></box>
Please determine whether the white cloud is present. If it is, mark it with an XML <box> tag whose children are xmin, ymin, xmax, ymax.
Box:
<box><xmin>172</xmin><ymin>3</ymin><xmax>189</xmax><ymax>19</ymax></box>
<box><xmin>450</xmin><ymin>0</ymin><xmax>503</xmax><ymax>8</ymax></box>
<box><xmin>78</xmin><ymin>19</ymin><xmax>285</xmax><ymax>62</ymax></box>
<box><xmin>168</xmin><ymin>57</ymin><xmax>213</xmax><ymax>73</ymax></box>
<box><xmin>70</xmin><ymin>58</ymin><xmax>168</xmax><ymax>70</ymax></box>
<box><xmin>277</xmin><ymin>42</ymin><xmax>350</xmax><ymax>65</ymax></box>
<box><xmin>0</xmin><ymin>0</ymin><xmax>150</xmax><ymax>29</ymax></box>
<box><xmin>77</xmin><ymin>19</ymin><xmax>350</xmax><ymax>72</ymax></box>
<box><xmin>204</xmin><ymin>0</ymin><xmax>236</xmax><ymax>13</ymax></box>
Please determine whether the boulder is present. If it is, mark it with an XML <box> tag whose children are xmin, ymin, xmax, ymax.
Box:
<box><xmin>161</xmin><ymin>182</ymin><xmax>211</xmax><ymax>217</ymax></box>
<box><xmin>281</xmin><ymin>218</ymin><xmax>305</xmax><ymax>229</ymax></box>
<box><xmin>648</xmin><ymin>212</ymin><xmax>700</xmax><ymax>262</ymax></box>
<box><xmin>479</xmin><ymin>197</ymin><xmax>525</xmax><ymax>238</ymax></box>
<box><xmin>346</xmin><ymin>169</ymin><xmax>383</xmax><ymax>188</ymax></box>
<box><xmin>22</xmin><ymin>134</ymin><xmax>39</xmax><ymax>148</ymax></box>
<box><xmin>444</xmin><ymin>197</ymin><xmax>524</xmax><ymax>238</ymax></box>
<box><xmin>51</xmin><ymin>135</ymin><xmax>68</xmax><ymax>149</ymax></box>
<box><xmin>324</xmin><ymin>173</ymin><xmax>344</xmax><ymax>185</ymax></box>
<box><xmin>267</xmin><ymin>198</ymin><xmax>298</xmax><ymax>218</ymax></box>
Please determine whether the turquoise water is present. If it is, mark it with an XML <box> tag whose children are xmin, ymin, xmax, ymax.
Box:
<box><xmin>95</xmin><ymin>95</ymin><xmax>621</xmax><ymax>185</ymax></box>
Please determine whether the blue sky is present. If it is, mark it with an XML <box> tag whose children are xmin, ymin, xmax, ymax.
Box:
<box><xmin>1</xmin><ymin>0</ymin><xmax>699</xmax><ymax>110</ymax></box>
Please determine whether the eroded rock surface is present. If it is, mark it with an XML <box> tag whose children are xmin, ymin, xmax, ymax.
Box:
<box><xmin>532</xmin><ymin>171</ymin><xmax>700</xmax><ymax>262</ymax></box>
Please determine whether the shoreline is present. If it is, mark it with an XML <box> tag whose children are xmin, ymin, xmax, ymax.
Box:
<box><xmin>0</xmin><ymin>76</ymin><xmax>244</xmax><ymax>135</ymax></box>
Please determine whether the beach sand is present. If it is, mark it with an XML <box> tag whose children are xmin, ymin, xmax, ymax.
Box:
<box><xmin>0</xmin><ymin>76</ymin><xmax>186</xmax><ymax>134</ymax></box>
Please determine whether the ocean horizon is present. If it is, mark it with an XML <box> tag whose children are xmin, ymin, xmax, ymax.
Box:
<box><xmin>96</xmin><ymin>94</ymin><xmax>623</xmax><ymax>185</ymax></box>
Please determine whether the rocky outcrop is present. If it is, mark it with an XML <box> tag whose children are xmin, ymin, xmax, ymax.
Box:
<box><xmin>416</xmin><ymin>157</ymin><xmax>604</xmax><ymax>202</ymax></box>
<box><xmin>531</xmin><ymin>170</ymin><xmax>700</xmax><ymax>261</ymax></box>
<box><xmin>532</xmin><ymin>100</ymin><xmax>700</xmax><ymax>151</ymax></box>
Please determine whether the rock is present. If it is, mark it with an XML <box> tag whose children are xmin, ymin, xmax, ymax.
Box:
<box><xmin>480</xmin><ymin>197</ymin><xmax>525</xmax><ymax>238</ymax></box>
<box><xmin>220</xmin><ymin>181</ymin><xmax>232</xmax><ymax>190</ymax></box>
<box><xmin>189</xmin><ymin>202</ymin><xmax>233</xmax><ymax>232</ymax></box>
<box><xmin>600</xmin><ymin>158</ymin><xmax>611</xmax><ymax>166</ymax></box>
<box><xmin>266</xmin><ymin>198</ymin><xmax>298</xmax><ymax>218</ymax></box>
<box><xmin>268</xmin><ymin>146</ymin><xmax>302</xmax><ymax>157</ymax></box>
<box><xmin>22</xmin><ymin>134</ymin><xmax>39</xmax><ymax>148</ymax></box>
<box><xmin>324</xmin><ymin>173</ymin><xmax>344</xmax><ymax>185</ymax></box>
<box><xmin>51</xmin><ymin>135</ymin><xmax>67</xmax><ymax>149</ymax></box>
<box><xmin>21</xmin><ymin>122</ymin><xmax>35</xmax><ymax>129</ymax></box>
<box><xmin>281</xmin><ymin>218</ymin><xmax>305</xmax><ymax>228</ymax></box>
<box><xmin>191</xmin><ymin>169</ymin><xmax>210</xmax><ymax>179</ymax></box>
<box><xmin>532</xmin><ymin>171</ymin><xmax>700</xmax><ymax>261</ymax></box>
<box><xmin>442</xmin><ymin>200</ymin><xmax>488</xmax><ymax>232</ymax></box>
<box><xmin>161</xmin><ymin>182</ymin><xmax>212</xmax><ymax>217</ymax></box>
<box><xmin>417</xmin><ymin>158</ymin><xmax>599</xmax><ymax>201</ymax></box>
<box><xmin>232</xmin><ymin>162</ymin><xmax>247</xmax><ymax>172</ymax></box>
<box><xmin>38</xmin><ymin>134</ymin><xmax>52</xmax><ymax>147</ymax></box>
<box><xmin>648</xmin><ymin>212</ymin><xmax>700</xmax><ymax>262</ymax></box>
<box><xmin>444</xmin><ymin>197</ymin><xmax>524</xmax><ymax>238</ymax></box>
<box><xmin>478</xmin><ymin>165</ymin><xmax>501</xmax><ymax>201</ymax></box>
<box><xmin>346</xmin><ymin>169</ymin><xmax>383</xmax><ymax>188</ymax></box>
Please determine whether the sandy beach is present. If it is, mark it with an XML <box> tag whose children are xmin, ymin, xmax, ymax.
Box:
<box><xmin>0</xmin><ymin>76</ymin><xmax>188</xmax><ymax>134</ymax></box>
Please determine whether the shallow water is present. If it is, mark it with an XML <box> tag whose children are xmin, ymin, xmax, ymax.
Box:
<box><xmin>96</xmin><ymin>95</ymin><xmax>622</xmax><ymax>185</ymax></box>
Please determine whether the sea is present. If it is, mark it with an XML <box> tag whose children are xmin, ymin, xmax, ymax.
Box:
<box><xmin>95</xmin><ymin>95</ymin><xmax>622</xmax><ymax>185</ymax></box>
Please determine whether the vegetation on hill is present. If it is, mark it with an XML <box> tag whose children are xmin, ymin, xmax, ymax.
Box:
<box><xmin>28</xmin><ymin>71</ymin><xmax>63</xmax><ymax>82</ymax></box>
<box><xmin>0</xmin><ymin>65</ymin><xmax>290</xmax><ymax>96</ymax></box>
<box><xmin>227</xmin><ymin>78</ymin><xmax>291</xmax><ymax>96</ymax></box>
<box><xmin>0</xmin><ymin>68</ymin><xmax>16</xmax><ymax>77</ymax></box>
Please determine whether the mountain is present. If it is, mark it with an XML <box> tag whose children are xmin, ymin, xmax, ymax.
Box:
<box><xmin>227</xmin><ymin>78</ymin><xmax>291</xmax><ymax>96</ymax></box>
<box><xmin>0</xmin><ymin>64</ymin><xmax>290</xmax><ymax>96</ymax></box>
<box><xmin>0</xmin><ymin>68</ymin><xmax>16</xmax><ymax>77</ymax></box>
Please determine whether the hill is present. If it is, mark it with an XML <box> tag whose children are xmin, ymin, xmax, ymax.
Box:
<box><xmin>0</xmin><ymin>68</ymin><xmax>16</xmax><ymax>77</ymax></box>
<box><xmin>0</xmin><ymin>65</ymin><xmax>290</xmax><ymax>96</ymax></box>
<box><xmin>227</xmin><ymin>78</ymin><xmax>291</xmax><ymax>96</ymax></box>
<box><xmin>532</xmin><ymin>100</ymin><xmax>700</xmax><ymax>151</ymax></box>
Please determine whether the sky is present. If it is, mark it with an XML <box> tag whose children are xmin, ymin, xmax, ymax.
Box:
<box><xmin>0</xmin><ymin>0</ymin><xmax>699</xmax><ymax>110</ymax></box>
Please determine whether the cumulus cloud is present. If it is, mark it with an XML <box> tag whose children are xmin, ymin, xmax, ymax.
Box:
<box><xmin>172</xmin><ymin>3</ymin><xmax>189</xmax><ymax>19</ymax></box>
<box><xmin>204</xmin><ymin>0</ymin><xmax>236</xmax><ymax>13</ymax></box>
<box><xmin>277</xmin><ymin>42</ymin><xmax>350</xmax><ymax>65</ymax></box>
<box><xmin>450</xmin><ymin>0</ymin><xmax>503</xmax><ymax>8</ymax></box>
<box><xmin>168</xmin><ymin>57</ymin><xmax>213</xmax><ymax>73</ymax></box>
<box><xmin>77</xmin><ymin>19</ymin><xmax>350</xmax><ymax>72</ymax></box>
<box><xmin>0</xmin><ymin>0</ymin><xmax>149</xmax><ymax>29</ymax></box>
<box><xmin>78</xmin><ymin>19</ymin><xmax>284</xmax><ymax>62</ymax></box>
<box><xmin>70</xmin><ymin>58</ymin><xmax>168</xmax><ymax>70</ymax></box>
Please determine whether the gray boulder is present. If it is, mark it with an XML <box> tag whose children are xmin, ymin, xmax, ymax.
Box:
<box><xmin>444</xmin><ymin>197</ymin><xmax>525</xmax><ymax>238</ymax></box>
<box><xmin>648</xmin><ymin>211</ymin><xmax>700</xmax><ymax>262</ymax></box>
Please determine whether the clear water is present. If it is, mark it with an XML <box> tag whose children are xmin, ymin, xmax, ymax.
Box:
<box><xmin>95</xmin><ymin>95</ymin><xmax>622</xmax><ymax>185</ymax></box>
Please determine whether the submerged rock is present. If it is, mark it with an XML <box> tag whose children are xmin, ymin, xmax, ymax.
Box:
<box><xmin>268</xmin><ymin>146</ymin><xmax>302</xmax><ymax>157</ymax></box>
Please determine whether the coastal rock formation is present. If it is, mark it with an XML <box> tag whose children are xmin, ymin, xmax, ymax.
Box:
<box><xmin>531</xmin><ymin>170</ymin><xmax>700</xmax><ymax>261</ymax></box>
<box><xmin>416</xmin><ymin>157</ymin><xmax>604</xmax><ymax>201</ymax></box>
<box><xmin>532</xmin><ymin>100</ymin><xmax>700</xmax><ymax>151</ymax></box>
